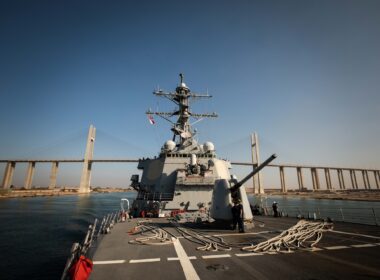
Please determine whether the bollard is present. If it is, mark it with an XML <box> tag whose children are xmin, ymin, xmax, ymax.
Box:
<box><xmin>372</xmin><ymin>208</ymin><xmax>378</xmax><ymax>226</ymax></box>
<box><xmin>339</xmin><ymin>208</ymin><xmax>345</xmax><ymax>222</ymax></box>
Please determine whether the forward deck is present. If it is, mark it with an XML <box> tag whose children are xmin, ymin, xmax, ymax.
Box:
<box><xmin>89</xmin><ymin>216</ymin><xmax>380</xmax><ymax>280</ymax></box>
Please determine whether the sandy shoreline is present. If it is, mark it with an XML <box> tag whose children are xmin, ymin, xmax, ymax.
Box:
<box><xmin>0</xmin><ymin>188</ymin><xmax>134</xmax><ymax>199</ymax></box>
<box><xmin>1</xmin><ymin>188</ymin><xmax>380</xmax><ymax>202</ymax></box>
<box><xmin>246</xmin><ymin>189</ymin><xmax>380</xmax><ymax>202</ymax></box>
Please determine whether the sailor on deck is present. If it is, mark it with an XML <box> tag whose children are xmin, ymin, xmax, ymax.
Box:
<box><xmin>231</xmin><ymin>199</ymin><xmax>244</xmax><ymax>233</ymax></box>
<box><xmin>272</xmin><ymin>201</ymin><xmax>279</xmax><ymax>217</ymax></box>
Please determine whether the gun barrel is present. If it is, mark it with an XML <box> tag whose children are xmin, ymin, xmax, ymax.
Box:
<box><xmin>232</xmin><ymin>154</ymin><xmax>277</xmax><ymax>190</ymax></box>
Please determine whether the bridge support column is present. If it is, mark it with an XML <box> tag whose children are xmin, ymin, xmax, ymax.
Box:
<box><xmin>279</xmin><ymin>167</ymin><xmax>286</xmax><ymax>193</ymax></box>
<box><xmin>364</xmin><ymin>170</ymin><xmax>370</xmax><ymax>189</ymax></box>
<box><xmin>362</xmin><ymin>171</ymin><xmax>368</xmax><ymax>189</ymax></box>
<box><xmin>324</xmin><ymin>168</ymin><xmax>332</xmax><ymax>190</ymax></box>
<box><xmin>2</xmin><ymin>161</ymin><xmax>16</xmax><ymax>189</ymax></box>
<box><xmin>353</xmin><ymin>170</ymin><xmax>358</xmax><ymax>189</ymax></box>
<box><xmin>49</xmin><ymin>161</ymin><xmax>59</xmax><ymax>189</ymax></box>
<box><xmin>251</xmin><ymin>132</ymin><xmax>263</xmax><ymax>194</ymax></box>
<box><xmin>79</xmin><ymin>125</ymin><xmax>96</xmax><ymax>193</ymax></box>
<box><xmin>24</xmin><ymin>162</ymin><xmax>36</xmax><ymax>189</ymax></box>
<box><xmin>297</xmin><ymin>167</ymin><xmax>304</xmax><ymax>191</ymax></box>
<box><xmin>337</xmin><ymin>169</ymin><xmax>345</xmax><ymax>190</ymax></box>
<box><xmin>374</xmin><ymin>171</ymin><xmax>379</xmax><ymax>189</ymax></box>
<box><xmin>311</xmin><ymin>168</ymin><xmax>320</xmax><ymax>191</ymax></box>
<box><xmin>350</xmin><ymin>170</ymin><xmax>358</xmax><ymax>189</ymax></box>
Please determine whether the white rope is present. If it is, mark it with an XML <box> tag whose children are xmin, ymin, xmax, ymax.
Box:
<box><xmin>241</xmin><ymin>220</ymin><xmax>333</xmax><ymax>253</ymax></box>
<box><xmin>128</xmin><ymin>219</ymin><xmax>332</xmax><ymax>253</ymax></box>
<box><xmin>170</xmin><ymin>221</ymin><xmax>232</xmax><ymax>252</ymax></box>
<box><xmin>128</xmin><ymin>221</ymin><xmax>173</xmax><ymax>246</ymax></box>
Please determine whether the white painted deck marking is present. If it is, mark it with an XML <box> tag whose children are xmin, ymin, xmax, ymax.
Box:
<box><xmin>214</xmin><ymin>231</ymin><xmax>272</xmax><ymax>237</ymax></box>
<box><xmin>172</xmin><ymin>237</ymin><xmax>200</xmax><ymax>280</ymax></box>
<box><xmin>331</xmin><ymin>230</ymin><xmax>380</xmax><ymax>239</ymax></box>
<box><xmin>350</xmin><ymin>244</ymin><xmax>377</xmax><ymax>248</ymax></box>
<box><xmin>129</xmin><ymin>258</ymin><xmax>160</xmax><ymax>263</ymax></box>
<box><xmin>167</xmin><ymin>256</ymin><xmax>197</xmax><ymax>261</ymax></box>
<box><xmin>235</xmin><ymin>253</ymin><xmax>264</xmax><ymax>257</ymax></box>
<box><xmin>305</xmin><ymin>247</ymin><xmax>323</xmax><ymax>252</ymax></box>
<box><xmin>93</xmin><ymin>260</ymin><xmax>126</xmax><ymax>265</ymax></box>
<box><xmin>95</xmin><ymin>241</ymin><xmax>380</xmax><ymax>267</ymax></box>
<box><xmin>202</xmin><ymin>254</ymin><xmax>231</xmax><ymax>259</ymax></box>
<box><xmin>324</xmin><ymin>246</ymin><xmax>350</xmax><ymax>250</ymax></box>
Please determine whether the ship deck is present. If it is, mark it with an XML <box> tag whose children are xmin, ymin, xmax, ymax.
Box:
<box><xmin>89</xmin><ymin>216</ymin><xmax>380</xmax><ymax>280</ymax></box>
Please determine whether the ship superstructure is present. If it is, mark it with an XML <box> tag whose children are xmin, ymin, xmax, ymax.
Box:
<box><xmin>130</xmin><ymin>74</ymin><xmax>252</xmax><ymax>220</ymax></box>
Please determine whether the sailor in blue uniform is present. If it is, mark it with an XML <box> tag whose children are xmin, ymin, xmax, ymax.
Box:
<box><xmin>231</xmin><ymin>199</ymin><xmax>244</xmax><ymax>233</ymax></box>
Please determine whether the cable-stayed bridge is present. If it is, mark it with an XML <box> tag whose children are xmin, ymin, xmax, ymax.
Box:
<box><xmin>1</xmin><ymin>126</ymin><xmax>379</xmax><ymax>193</ymax></box>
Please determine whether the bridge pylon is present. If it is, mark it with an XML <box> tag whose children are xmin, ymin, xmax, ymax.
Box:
<box><xmin>79</xmin><ymin>125</ymin><xmax>96</xmax><ymax>193</ymax></box>
<box><xmin>251</xmin><ymin>132</ymin><xmax>264</xmax><ymax>194</ymax></box>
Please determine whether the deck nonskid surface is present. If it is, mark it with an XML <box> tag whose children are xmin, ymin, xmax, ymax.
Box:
<box><xmin>90</xmin><ymin>217</ymin><xmax>380</xmax><ymax>280</ymax></box>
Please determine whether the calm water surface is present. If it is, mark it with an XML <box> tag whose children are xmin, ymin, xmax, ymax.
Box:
<box><xmin>0</xmin><ymin>193</ymin><xmax>379</xmax><ymax>280</ymax></box>
<box><xmin>0</xmin><ymin>193</ymin><xmax>136</xmax><ymax>280</ymax></box>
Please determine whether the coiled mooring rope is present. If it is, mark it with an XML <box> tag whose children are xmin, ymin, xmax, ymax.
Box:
<box><xmin>241</xmin><ymin>220</ymin><xmax>333</xmax><ymax>253</ymax></box>
<box><xmin>128</xmin><ymin>219</ymin><xmax>333</xmax><ymax>253</ymax></box>
<box><xmin>128</xmin><ymin>221</ymin><xmax>174</xmax><ymax>246</ymax></box>
<box><xmin>170</xmin><ymin>220</ymin><xmax>232</xmax><ymax>252</ymax></box>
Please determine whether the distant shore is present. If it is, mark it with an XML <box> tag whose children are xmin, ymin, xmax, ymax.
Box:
<box><xmin>1</xmin><ymin>188</ymin><xmax>380</xmax><ymax>202</ymax></box>
<box><xmin>246</xmin><ymin>189</ymin><xmax>380</xmax><ymax>202</ymax></box>
<box><xmin>0</xmin><ymin>187</ymin><xmax>134</xmax><ymax>199</ymax></box>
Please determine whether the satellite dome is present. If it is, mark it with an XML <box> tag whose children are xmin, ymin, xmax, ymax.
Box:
<box><xmin>163</xmin><ymin>140</ymin><xmax>176</xmax><ymax>151</ymax></box>
<box><xmin>203</xmin><ymin>142</ymin><xmax>215</xmax><ymax>152</ymax></box>
<box><xmin>199</xmin><ymin>144</ymin><xmax>204</xmax><ymax>152</ymax></box>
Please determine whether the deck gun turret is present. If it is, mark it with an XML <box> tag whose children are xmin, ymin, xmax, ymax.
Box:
<box><xmin>230</xmin><ymin>154</ymin><xmax>277</xmax><ymax>196</ymax></box>
<box><xmin>210</xmin><ymin>154</ymin><xmax>277</xmax><ymax>221</ymax></box>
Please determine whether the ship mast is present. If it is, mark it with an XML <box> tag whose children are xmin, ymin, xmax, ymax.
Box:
<box><xmin>147</xmin><ymin>74</ymin><xmax>217</xmax><ymax>151</ymax></box>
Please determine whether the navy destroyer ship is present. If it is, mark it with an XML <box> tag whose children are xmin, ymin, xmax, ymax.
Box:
<box><xmin>62</xmin><ymin>75</ymin><xmax>380</xmax><ymax>280</ymax></box>
<box><xmin>129</xmin><ymin>73</ymin><xmax>273</xmax><ymax>222</ymax></box>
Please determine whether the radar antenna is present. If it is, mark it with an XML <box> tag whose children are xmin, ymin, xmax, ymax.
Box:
<box><xmin>147</xmin><ymin>74</ymin><xmax>218</xmax><ymax>150</ymax></box>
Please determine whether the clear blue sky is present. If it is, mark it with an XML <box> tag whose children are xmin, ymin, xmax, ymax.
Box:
<box><xmin>1</xmin><ymin>0</ymin><xmax>379</xmax><ymax>188</ymax></box>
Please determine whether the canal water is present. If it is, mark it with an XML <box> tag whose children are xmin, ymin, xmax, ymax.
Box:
<box><xmin>0</xmin><ymin>193</ymin><xmax>379</xmax><ymax>280</ymax></box>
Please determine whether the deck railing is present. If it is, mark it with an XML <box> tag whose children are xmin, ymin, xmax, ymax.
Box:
<box><xmin>260</xmin><ymin>205</ymin><xmax>380</xmax><ymax>226</ymax></box>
